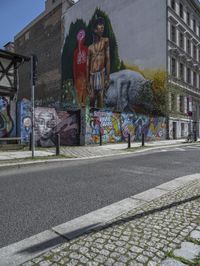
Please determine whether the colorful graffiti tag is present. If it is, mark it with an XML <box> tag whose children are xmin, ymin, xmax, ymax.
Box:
<box><xmin>121</xmin><ymin>113</ymin><xmax>166</xmax><ymax>142</ymax></box>
<box><xmin>86</xmin><ymin>110</ymin><xmax>166</xmax><ymax>144</ymax></box>
<box><xmin>0</xmin><ymin>96</ymin><xmax>13</xmax><ymax>138</ymax></box>
<box><xmin>86</xmin><ymin>111</ymin><xmax>122</xmax><ymax>144</ymax></box>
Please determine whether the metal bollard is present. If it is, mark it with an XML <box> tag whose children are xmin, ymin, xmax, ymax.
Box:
<box><xmin>128</xmin><ymin>133</ymin><xmax>131</xmax><ymax>148</ymax></box>
<box><xmin>56</xmin><ymin>134</ymin><xmax>60</xmax><ymax>156</ymax></box>
<box><xmin>142</xmin><ymin>133</ymin><xmax>145</xmax><ymax>147</ymax></box>
<box><xmin>29</xmin><ymin>133</ymin><xmax>32</xmax><ymax>151</ymax></box>
<box><xmin>99</xmin><ymin>131</ymin><xmax>102</xmax><ymax>146</ymax></box>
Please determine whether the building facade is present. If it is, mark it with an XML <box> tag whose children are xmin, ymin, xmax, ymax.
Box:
<box><xmin>12</xmin><ymin>0</ymin><xmax>200</xmax><ymax>143</ymax></box>
<box><xmin>167</xmin><ymin>0</ymin><xmax>200</xmax><ymax>139</ymax></box>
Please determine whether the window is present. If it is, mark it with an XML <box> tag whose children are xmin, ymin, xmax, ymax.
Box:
<box><xmin>171</xmin><ymin>0</ymin><xmax>175</xmax><ymax>10</ymax></box>
<box><xmin>199</xmin><ymin>26</ymin><xmax>200</xmax><ymax>37</ymax></box>
<box><xmin>171</xmin><ymin>94</ymin><xmax>176</xmax><ymax>111</ymax></box>
<box><xmin>193</xmin><ymin>44</ymin><xmax>197</xmax><ymax>60</ymax></box>
<box><xmin>171</xmin><ymin>25</ymin><xmax>176</xmax><ymax>43</ymax></box>
<box><xmin>187</xmin><ymin>97</ymin><xmax>190</xmax><ymax>112</ymax></box>
<box><xmin>187</xmin><ymin>68</ymin><xmax>191</xmax><ymax>84</ymax></box>
<box><xmin>199</xmin><ymin>49</ymin><xmax>200</xmax><ymax>62</ymax></box>
<box><xmin>179</xmin><ymin>32</ymin><xmax>184</xmax><ymax>49</ymax></box>
<box><xmin>180</xmin><ymin>96</ymin><xmax>184</xmax><ymax>112</ymax></box>
<box><xmin>193</xmin><ymin>72</ymin><xmax>197</xmax><ymax>88</ymax></box>
<box><xmin>179</xmin><ymin>63</ymin><xmax>184</xmax><ymax>80</ymax></box>
<box><xmin>187</xmin><ymin>39</ymin><xmax>191</xmax><ymax>55</ymax></box>
<box><xmin>193</xmin><ymin>19</ymin><xmax>196</xmax><ymax>33</ymax></box>
<box><xmin>179</xmin><ymin>3</ymin><xmax>183</xmax><ymax>19</ymax></box>
<box><xmin>181</xmin><ymin>123</ymin><xmax>185</xmax><ymax>137</ymax></box>
<box><xmin>171</xmin><ymin>58</ymin><xmax>177</xmax><ymax>77</ymax></box>
<box><xmin>187</xmin><ymin>12</ymin><xmax>190</xmax><ymax>26</ymax></box>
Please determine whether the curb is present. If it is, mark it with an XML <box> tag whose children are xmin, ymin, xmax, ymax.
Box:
<box><xmin>0</xmin><ymin>142</ymin><xmax>199</xmax><ymax>171</ymax></box>
<box><xmin>0</xmin><ymin>173</ymin><xmax>199</xmax><ymax>266</ymax></box>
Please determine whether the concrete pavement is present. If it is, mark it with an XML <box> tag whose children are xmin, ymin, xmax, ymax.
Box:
<box><xmin>0</xmin><ymin>173</ymin><xmax>199</xmax><ymax>265</ymax></box>
<box><xmin>0</xmin><ymin>139</ymin><xmax>198</xmax><ymax>168</ymax></box>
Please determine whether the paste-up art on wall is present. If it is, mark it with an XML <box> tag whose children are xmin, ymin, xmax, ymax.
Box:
<box><xmin>18</xmin><ymin>99</ymin><xmax>32</xmax><ymax>143</ymax></box>
<box><xmin>35</xmin><ymin>107</ymin><xmax>80</xmax><ymax>147</ymax></box>
<box><xmin>0</xmin><ymin>96</ymin><xmax>13</xmax><ymax>138</ymax></box>
<box><xmin>62</xmin><ymin>9</ymin><xmax>167</xmax><ymax>116</ymax></box>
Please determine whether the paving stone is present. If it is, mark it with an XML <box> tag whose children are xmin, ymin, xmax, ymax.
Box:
<box><xmin>190</xmin><ymin>230</ymin><xmax>200</xmax><ymax>240</ymax></box>
<box><xmin>39</xmin><ymin>261</ymin><xmax>52</xmax><ymax>266</ymax></box>
<box><xmin>161</xmin><ymin>258</ymin><xmax>187</xmax><ymax>265</ymax></box>
<box><xmin>174</xmin><ymin>241</ymin><xmax>200</xmax><ymax>261</ymax></box>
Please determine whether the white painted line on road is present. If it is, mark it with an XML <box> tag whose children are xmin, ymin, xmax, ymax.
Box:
<box><xmin>0</xmin><ymin>173</ymin><xmax>200</xmax><ymax>266</ymax></box>
<box><xmin>175</xmin><ymin>148</ymin><xmax>186</xmax><ymax>151</ymax></box>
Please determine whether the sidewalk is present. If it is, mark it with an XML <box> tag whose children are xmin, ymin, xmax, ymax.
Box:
<box><xmin>0</xmin><ymin>139</ymin><xmax>197</xmax><ymax>166</ymax></box>
<box><xmin>4</xmin><ymin>173</ymin><xmax>198</xmax><ymax>266</ymax></box>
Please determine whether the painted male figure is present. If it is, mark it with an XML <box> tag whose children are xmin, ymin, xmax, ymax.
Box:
<box><xmin>87</xmin><ymin>17</ymin><xmax>110</xmax><ymax>108</ymax></box>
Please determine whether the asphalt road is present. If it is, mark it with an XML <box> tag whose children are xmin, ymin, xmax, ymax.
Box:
<box><xmin>0</xmin><ymin>145</ymin><xmax>200</xmax><ymax>248</ymax></box>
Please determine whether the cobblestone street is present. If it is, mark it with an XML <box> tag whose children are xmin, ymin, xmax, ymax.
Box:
<box><xmin>21</xmin><ymin>180</ymin><xmax>200</xmax><ymax>266</ymax></box>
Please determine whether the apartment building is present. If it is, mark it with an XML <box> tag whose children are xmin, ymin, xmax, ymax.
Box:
<box><xmin>168</xmin><ymin>0</ymin><xmax>200</xmax><ymax>138</ymax></box>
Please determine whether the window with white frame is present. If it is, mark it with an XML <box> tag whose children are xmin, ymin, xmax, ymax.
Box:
<box><xmin>187</xmin><ymin>67</ymin><xmax>191</xmax><ymax>84</ymax></box>
<box><xmin>193</xmin><ymin>19</ymin><xmax>196</xmax><ymax>33</ymax></box>
<box><xmin>187</xmin><ymin>39</ymin><xmax>191</xmax><ymax>55</ymax></box>
<box><xmin>179</xmin><ymin>3</ymin><xmax>183</xmax><ymax>19</ymax></box>
<box><xmin>171</xmin><ymin>0</ymin><xmax>175</xmax><ymax>10</ymax></box>
<box><xmin>171</xmin><ymin>25</ymin><xmax>176</xmax><ymax>43</ymax></box>
<box><xmin>187</xmin><ymin>12</ymin><xmax>190</xmax><ymax>26</ymax></box>
<box><xmin>193</xmin><ymin>71</ymin><xmax>197</xmax><ymax>88</ymax></box>
<box><xmin>179</xmin><ymin>63</ymin><xmax>184</xmax><ymax>81</ymax></box>
<box><xmin>193</xmin><ymin>44</ymin><xmax>197</xmax><ymax>61</ymax></box>
<box><xmin>171</xmin><ymin>58</ymin><xmax>177</xmax><ymax>77</ymax></box>
<box><xmin>179</xmin><ymin>32</ymin><xmax>184</xmax><ymax>49</ymax></box>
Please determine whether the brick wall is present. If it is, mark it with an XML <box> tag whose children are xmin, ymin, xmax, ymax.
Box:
<box><xmin>14</xmin><ymin>4</ymin><xmax>62</xmax><ymax>104</ymax></box>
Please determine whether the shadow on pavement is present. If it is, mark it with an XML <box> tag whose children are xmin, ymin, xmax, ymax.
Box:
<box><xmin>18</xmin><ymin>194</ymin><xmax>200</xmax><ymax>255</ymax></box>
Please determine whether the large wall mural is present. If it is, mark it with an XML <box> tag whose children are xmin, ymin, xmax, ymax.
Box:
<box><xmin>0</xmin><ymin>96</ymin><xmax>13</xmax><ymax>138</ymax></box>
<box><xmin>62</xmin><ymin>8</ymin><xmax>167</xmax><ymax>116</ymax></box>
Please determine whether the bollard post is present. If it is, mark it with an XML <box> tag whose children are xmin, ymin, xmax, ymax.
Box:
<box><xmin>29</xmin><ymin>133</ymin><xmax>32</xmax><ymax>151</ymax></box>
<box><xmin>142</xmin><ymin>133</ymin><xmax>145</xmax><ymax>147</ymax></box>
<box><xmin>99</xmin><ymin>131</ymin><xmax>102</xmax><ymax>146</ymax></box>
<box><xmin>128</xmin><ymin>133</ymin><xmax>131</xmax><ymax>148</ymax></box>
<box><xmin>56</xmin><ymin>134</ymin><xmax>60</xmax><ymax>156</ymax></box>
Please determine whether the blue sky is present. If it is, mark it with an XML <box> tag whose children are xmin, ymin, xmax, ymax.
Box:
<box><xmin>0</xmin><ymin>0</ymin><xmax>199</xmax><ymax>49</ymax></box>
<box><xmin>0</xmin><ymin>0</ymin><xmax>45</xmax><ymax>48</ymax></box>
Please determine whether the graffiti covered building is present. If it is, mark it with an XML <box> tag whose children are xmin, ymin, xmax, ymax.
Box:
<box><xmin>62</xmin><ymin>0</ymin><xmax>200</xmax><ymax>140</ymax></box>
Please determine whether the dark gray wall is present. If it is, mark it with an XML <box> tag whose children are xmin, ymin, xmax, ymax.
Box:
<box><xmin>15</xmin><ymin>4</ymin><xmax>62</xmax><ymax>104</ymax></box>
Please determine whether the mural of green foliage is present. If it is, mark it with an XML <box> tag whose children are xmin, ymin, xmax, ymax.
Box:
<box><xmin>62</xmin><ymin>19</ymin><xmax>87</xmax><ymax>82</ymax></box>
<box><xmin>87</xmin><ymin>8</ymin><xmax>121</xmax><ymax>74</ymax></box>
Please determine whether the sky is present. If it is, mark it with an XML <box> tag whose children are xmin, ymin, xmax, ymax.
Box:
<box><xmin>0</xmin><ymin>0</ymin><xmax>79</xmax><ymax>49</ymax></box>
<box><xmin>0</xmin><ymin>0</ymin><xmax>46</xmax><ymax>48</ymax></box>
<box><xmin>0</xmin><ymin>0</ymin><xmax>199</xmax><ymax>49</ymax></box>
